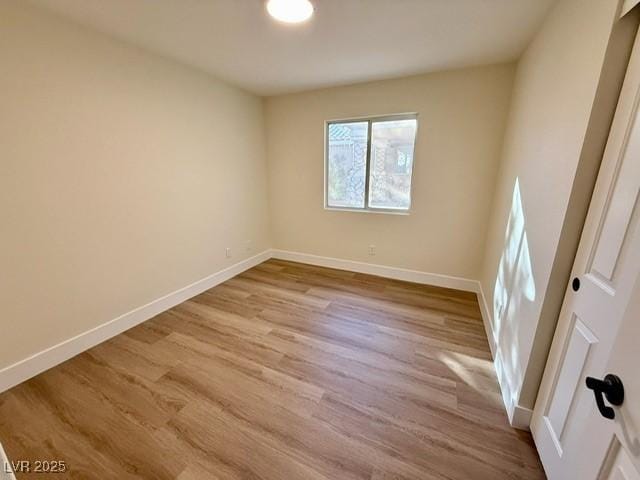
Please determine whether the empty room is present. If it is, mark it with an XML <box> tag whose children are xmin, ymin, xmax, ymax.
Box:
<box><xmin>2</xmin><ymin>0</ymin><xmax>640</xmax><ymax>478</ymax></box>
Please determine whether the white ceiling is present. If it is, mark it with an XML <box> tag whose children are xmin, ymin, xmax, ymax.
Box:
<box><xmin>27</xmin><ymin>0</ymin><xmax>556</xmax><ymax>96</ymax></box>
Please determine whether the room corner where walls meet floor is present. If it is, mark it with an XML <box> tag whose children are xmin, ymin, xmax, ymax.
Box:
<box><xmin>1</xmin><ymin>246</ymin><xmax>530</xmax><ymax>431</ymax></box>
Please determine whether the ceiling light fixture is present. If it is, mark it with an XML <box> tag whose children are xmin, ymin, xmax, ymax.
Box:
<box><xmin>266</xmin><ymin>0</ymin><xmax>314</xmax><ymax>24</ymax></box>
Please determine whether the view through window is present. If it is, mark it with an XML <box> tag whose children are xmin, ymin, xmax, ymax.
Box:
<box><xmin>326</xmin><ymin>114</ymin><xmax>417</xmax><ymax>211</ymax></box>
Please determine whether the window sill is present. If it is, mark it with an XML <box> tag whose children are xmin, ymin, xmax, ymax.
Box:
<box><xmin>324</xmin><ymin>206</ymin><xmax>411</xmax><ymax>216</ymax></box>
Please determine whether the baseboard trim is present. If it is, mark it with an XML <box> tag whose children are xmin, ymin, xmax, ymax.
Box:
<box><xmin>476</xmin><ymin>283</ymin><xmax>497</xmax><ymax>358</ymax></box>
<box><xmin>271</xmin><ymin>249</ymin><xmax>479</xmax><ymax>293</ymax></box>
<box><xmin>274</xmin><ymin>249</ymin><xmax>533</xmax><ymax>430</ymax></box>
<box><xmin>1</xmin><ymin>247</ymin><xmax>532</xmax><ymax>433</ymax></box>
<box><xmin>477</xmin><ymin>284</ymin><xmax>531</xmax><ymax>431</ymax></box>
<box><xmin>510</xmin><ymin>404</ymin><xmax>534</xmax><ymax>430</ymax></box>
<box><xmin>0</xmin><ymin>250</ymin><xmax>271</xmax><ymax>394</ymax></box>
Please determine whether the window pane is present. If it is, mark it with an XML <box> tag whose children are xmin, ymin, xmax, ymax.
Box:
<box><xmin>368</xmin><ymin>119</ymin><xmax>417</xmax><ymax>210</ymax></box>
<box><xmin>327</xmin><ymin>121</ymin><xmax>368</xmax><ymax>208</ymax></box>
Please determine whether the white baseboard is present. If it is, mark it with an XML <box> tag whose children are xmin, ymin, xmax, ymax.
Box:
<box><xmin>1</xmin><ymin>248</ymin><xmax>480</xmax><ymax>393</ymax></box>
<box><xmin>1</xmin><ymin>246</ymin><xmax>532</xmax><ymax>433</ymax></box>
<box><xmin>273</xmin><ymin>249</ymin><xmax>533</xmax><ymax>430</ymax></box>
<box><xmin>271</xmin><ymin>252</ymin><xmax>505</xmax><ymax>373</ymax></box>
<box><xmin>510</xmin><ymin>404</ymin><xmax>534</xmax><ymax>430</ymax></box>
<box><xmin>497</xmin><ymin>372</ymin><xmax>533</xmax><ymax>431</ymax></box>
<box><xmin>271</xmin><ymin>249</ymin><xmax>479</xmax><ymax>293</ymax></box>
<box><xmin>476</xmin><ymin>283</ymin><xmax>497</xmax><ymax>359</ymax></box>
<box><xmin>477</xmin><ymin>284</ymin><xmax>531</xmax><ymax>431</ymax></box>
<box><xmin>0</xmin><ymin>250</ymin><xmax>271</xmax><ymax>394</ymax></box>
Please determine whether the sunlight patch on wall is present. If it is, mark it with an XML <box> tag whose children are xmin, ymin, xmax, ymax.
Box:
<box><xmin>491</xmin><ymin>178</ymin><xmax>536</xmax><ymax>407</ymax></box>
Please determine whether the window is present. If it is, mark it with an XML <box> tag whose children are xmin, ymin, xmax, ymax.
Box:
<box><xmin>325</xmin><ymin>114</ymin><xmax>417</xmax><ymax>212</ymax></box>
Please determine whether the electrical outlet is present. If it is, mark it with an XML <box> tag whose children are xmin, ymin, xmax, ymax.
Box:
<box><xmin>225</xmin><ymin>247</ymin><xmax>232</xmax><ymax>258</ymax></box>
<box><xmin>368</xmin><ymin>245</ymin><xmax>376</xmax><ymax>256</ymax></box>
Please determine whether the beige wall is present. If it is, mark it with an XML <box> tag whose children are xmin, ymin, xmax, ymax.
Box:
<box><xmin>0</xmin><ymin>1</ymin><xmax>271</xmax><ymax>370</ymax></box>
<box><xmin>265</xmin><ymin>65</ymin><xmax>515</xmax><ymax>280</ymax></box>
<box><xmin>480</xmin><ymin>0</ymin><xmax>621</xmax><ymax>417</ymax></box>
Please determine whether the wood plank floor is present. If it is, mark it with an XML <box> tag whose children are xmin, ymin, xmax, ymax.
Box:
<box><xmin>0</xmin><ymin>259</ymin><xmax>545</xmax><ymax>479</ymax></box>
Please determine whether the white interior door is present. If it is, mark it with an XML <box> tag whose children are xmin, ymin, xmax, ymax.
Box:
<box><xmin>571</xmin><ymin>274</ymin><xmax>640</xmax><ymax>480</ymax></box>
<box><xmin>530</xmin><ymin>21</ymin><xmax>640</xmax><ymax>480</ymax></box>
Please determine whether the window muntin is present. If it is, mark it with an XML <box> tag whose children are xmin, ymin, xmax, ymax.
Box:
<box><xmin>325</xmin><ymin>114</ymin><xmax>417</xmax><ymax>212</ymax></box>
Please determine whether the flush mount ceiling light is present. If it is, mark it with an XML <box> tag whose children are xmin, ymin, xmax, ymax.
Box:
<box><xmin>266</xmin><ymin>0</ymin><xmax>314</xmax><ymax>24</ymax></box>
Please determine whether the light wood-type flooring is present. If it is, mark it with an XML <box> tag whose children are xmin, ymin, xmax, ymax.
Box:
<box><xmin>0</xmin><ymin>259</ymin><xmax>545</xmax><ymax>479</ymax></box>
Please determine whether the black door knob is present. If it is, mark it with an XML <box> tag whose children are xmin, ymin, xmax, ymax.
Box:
<box><xmin>572</xmin><ymin>277</ymin><xmax>581</xmax><ymax>291</ymax></box>
<box><xmin>585</xmin><ymin>374</ymin><xmax>624</xmax><ymax>419</ymax></box>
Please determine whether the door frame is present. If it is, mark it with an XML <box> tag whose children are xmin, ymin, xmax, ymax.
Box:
<box><xmin>519</xmin><ymin>3</ymin><xmax>640</xmax><ymax>423</ymax></box>
<box><xmin>530</xmin><ymin>4</ymin><xmax>640</xmax><ymax>477</ymax></box>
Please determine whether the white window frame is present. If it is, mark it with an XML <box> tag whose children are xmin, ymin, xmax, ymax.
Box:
<box><xmin>324</xmin><ymin>113</ymin><xmax>418</xmax><ymax>215</ymax></box>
